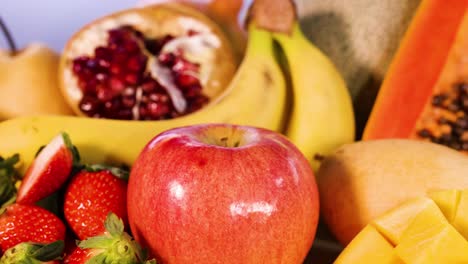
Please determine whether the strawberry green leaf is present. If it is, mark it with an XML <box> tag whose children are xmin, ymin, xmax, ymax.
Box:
<box><xmin>61</xmin><ymin>132</ymin><xmax>81</xmax><ymax>166</ymax></box>
<box><xmin>77</xmin><ymin>213</ymin><xmax>154</xmax><ymax>264</ymax></box>
<box><xmin>0</xmin><ymin>154</ymin><xmax>20</xmax><ymax>208</ymax></box>
<box><xmin>0</xmin><ymin>241</ymin><xmax>64</xmax><ymax>263</ymax></box>
<box><xmin>84</xmin><ymin>164</ymin><xmax>130</xmax><ymax>181</ymax></box>
<box><xmin>30</xmin><ymin>240</ymin><xmax>65</xmax><ymax>261</ymax></box>
<box><xmin>105</xmin><ymin>212</ymin><xmax>125</xmax><ymax>237</ymax></box>
<box><xmin>34</xmin><ymin>145</ymin><xmax>46</xmax><ymax>158</ymax></box>
<box><xmin>0</xmin><ymin>195</ymin><xmax>16</xmax><ymax>215</ymax></box>
<box><xmin>79</xmin><ymin>236</ymin><xmax>115</xmax><ymax>249</ymax></box>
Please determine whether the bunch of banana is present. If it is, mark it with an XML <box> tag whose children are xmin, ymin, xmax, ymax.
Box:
<box><xmin>0</xmin><ymin>0</ymin><xmax>354</xmax><ymax>173</ymax></box>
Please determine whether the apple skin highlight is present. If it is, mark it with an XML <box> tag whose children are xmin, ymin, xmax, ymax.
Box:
<box><xmin>127</xmin><ymin>124</ymin><xmax>319</xmax><ymax>264</ymax></box>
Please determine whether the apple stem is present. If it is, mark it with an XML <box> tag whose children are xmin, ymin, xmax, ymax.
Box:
<box><xmin>0</xmin><ymin>17</ymin><xmax>17</xmax><ymax>54</ymax></box>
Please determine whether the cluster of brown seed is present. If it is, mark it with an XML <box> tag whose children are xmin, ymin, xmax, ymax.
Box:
<box><xmin>417</xmin><ymin>82</ymin><xmax>468</xmax><ymax>151</ymax></box>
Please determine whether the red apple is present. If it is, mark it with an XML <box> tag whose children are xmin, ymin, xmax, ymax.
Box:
<box><xmin>127</xmin><ymin>124</ymin><xmax>319</xmax><ymax>263</ymax></box>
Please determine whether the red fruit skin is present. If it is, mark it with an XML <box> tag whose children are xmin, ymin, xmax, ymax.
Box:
<box><xmin>127</xmin><ymin>124</ymin><xmax>320</xmax><ymax>263</ymax></box>
<box><xmin>17</xmin><ymin>141</ymin><xmax>73</xmax><ymax>204</ymax></box>
<box><xmin>63</xmin><ymin>247</ymin><xmax>95</xmax><ymax>264</ymax></box>
<box><xmin>64</xmin><ymin>170</ymin><xmax>128</xmax><ymax>240</ymax></box>
<box><xmin>0</xmin><ymin>204</ymin><xmax>66</xmax><ymax>253</ymax></box>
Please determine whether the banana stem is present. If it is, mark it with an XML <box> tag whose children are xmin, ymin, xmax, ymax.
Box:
<box><xmin>0</xmin><ymin>17</ymin><xmax>17</xmax><ymax>54</ymax></box>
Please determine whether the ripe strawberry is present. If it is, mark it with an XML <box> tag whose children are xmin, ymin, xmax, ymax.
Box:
<box><xmin>63</xmin><ymin>213</ymin><xmax>155</xmax><ymax>264</ymax></box>
<box><xmin>0</xmin><ymin>203</ymin><xmax>66</xmax><ymax>253</ymax></box>
<box><xmin>17</xmin><ymin>132</ymin><xmax>80</xmax><ymax>204</ymax></box>
<box><xmin>0</xmin><ymin>241</ymin><xmax>64</xmax><ymax>263</ymax></box>
<box><xmin>64</xmin><ymin>165</ymin><xmax>129</xmax><ymax>240</ymax></box>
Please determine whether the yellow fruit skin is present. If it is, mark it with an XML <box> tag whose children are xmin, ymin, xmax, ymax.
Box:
<box><xmin>0</xmin><ymin>26</ymin><xmax>286</xmax><ymax>174</ymax></box>
<box><xmin>0</xmin><ymin>44</ymin><xmax>73</xmax><ymax>119</ymax></box>
<box><xmin>273</xmin><ymin>24</ymin><xmax>355</xmax><ymax>171</ymax></box>
<box><xmin>334</xmin><ymin>225</ymin><xmax>403</xmax><ymax>264</ymax></box>
<box><xmin>395</xmin><ymin>200</ymin><xmax>468</xmax><ymax>264</ymax></box>
<box><xmin>316</xmin><ymin>139</ymin><xmax>468</xmax><ymax>245</ymax></box>
<box><xmin>372</xmin><ymin>197</ymin><xmax>435</xmax><ymax>246</ymax></box>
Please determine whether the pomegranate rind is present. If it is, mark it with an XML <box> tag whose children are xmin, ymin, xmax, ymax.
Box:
<box><xmin>59</xmin><ymin>3</ymin><xmax>237</xmax><ymax>119</ymax></box>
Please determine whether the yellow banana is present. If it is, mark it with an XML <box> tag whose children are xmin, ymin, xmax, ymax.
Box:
<box><xmin>245</xmin><ymin>0</ymin><xmax>355</xmax><ymax>171</ymax></box>
<box><xmin>0</xmin><ymin>25</ymin><xmax>286</xmax><ymax>173</ymax></box>
<box><xmin>273</xmin><ymin>24</ymin><xmax>355</xmax><ymax>171</ymax></box>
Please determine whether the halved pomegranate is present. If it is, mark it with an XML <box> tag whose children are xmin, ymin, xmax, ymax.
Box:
<box><xmin>59</xmin><ymin>3</ymin><xmax>237</xmax><ymax>120</ymax></box>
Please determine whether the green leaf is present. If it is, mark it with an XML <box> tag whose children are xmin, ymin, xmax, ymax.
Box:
<box><xmin>0</xmin><ymin>154</ymin><xmax>19</xmax><ymax>168</ymax></box>
<box><xmin>0</xmin><ymin>241</ymin><xmax>64</xmax><ymax>263</ymax></box>
<box><xmin>104</xmin><ymin>212</ymin><xmax>124</xmax><ymax>237</ymax></box>
<box><xmin>84</xmin><ymin>164</ymin><xmax>130</xmax><ymax>181</ymax></box>
<box><xmin>0</xmin><ymin>153</ymin><xmax>20</xmax><ymax>207</ymax></box>
<box><xmin>61</xmin><ymin>132</ymin><xmax>81</xmax><ymax>166</ymax></box>
<box><xmin>30</xmin><ymin>240</ymin><xmax>65</xmax><ymax>261</ymax></box>
<box><xmin>78</xmin><ymin>236</ymin><xmax>115</xmax><ymax>250</ymax></box>
<box><xmin>0</xmin><ymin>195</ymin><xmax>16</xmax><ymax>215</ymax></box>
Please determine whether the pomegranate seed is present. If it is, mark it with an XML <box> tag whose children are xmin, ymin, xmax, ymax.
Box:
<box><xmin>142</xmin><ymin>80</ymin><xmax>158</xmax><ymax>93</ymax></box>
<box><xmin>148</xmin><ymin>102</ymin><xmax>170</xmax><ymax>117</ymax></box>
<box><xmin>79</xmin><ymin>96</ymin><xmax>101</xmax><ymax>115</ymax></box>
<box><xmin>149</xmin><ymin>93</ymin><xmax>169</xmax><ymax>103</ymax></box>
<box><xmin>176</xmin><ymin>73</ymin><xmax>199</xmax><ymax>87</ymax></box>
<box><xmin>123</xmin><ymin>41</ymin><xmax>140</xmax><ymax>54</ymax></box>
<box><xmin>95</xmin><ymin>73</ymin><xmax>108</xmax><ymax>82</ymax></box>
<box><xmin>127</xmin><ymin>55</ymin><xmax>147</xmax><ymax>72</ymax></box>
<box><xmin>116</xmin><ymin>109</ymin><xmax>133</xmax><ymax>120</ymax></box>
<box><xmin>110</xmin><ymin>64</ymin><xmax>123</xmax><ymax>75</ymax></box>
<box><xmin>109</xmin><ymin>77</ymin><xmax>125</xmax><ymax>92</ymax></box>
<box><xmin>158</xmin><ymin>53</ymin><xmax>176</xmax><ymax>66</ymax></box>
<box><xmin>139</xmin><ymin>106</ymin><xmax>148</xmax><ymax>118</ymax></box>
<box><xmin>97</xmin><ymin>87</ymin><xmax>117</xmax><ymax>101</ymax></box>
<box><xmin>122</xmin><ymin>96</ymin><xmax>136</xmax><ymax>108</ymax></box>
<box><xmin>95</xmin><ymin>47</ymin><xmax>112</xmax><ymax>60</ymax></box>
<box><xmin>72</xmin><ymin>57</ymin><xmax>89</xmax><ymax>75</ymax></box>
<box><xmin>172</xmin><ymin>57</ymin><xmax>199</xmax><ymax>73</ymax></box>
<box><xmin>104</xmin><ymin>98</ymin><xmax>121</xmax><ymax>110</ymax></box>
<box><xmin>124</xmin><ymin>73</ymin><xmax>140</xmax><ymax>86</ymax></box>
<box><xmin>122</xmin><ymin>87</ymin><xmax>135</xmax><ymax>96</ymax></box>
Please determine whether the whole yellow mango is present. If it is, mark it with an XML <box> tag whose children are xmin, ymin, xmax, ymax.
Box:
<box><xmin>316</xmin><ymin>139</ymin><xmax>468</xmax><ymax>245</ymax></box>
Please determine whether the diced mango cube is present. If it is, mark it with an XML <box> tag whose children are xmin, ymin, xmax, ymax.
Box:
<box><xmin>428</xmin><ymin>189</ymin><xmax>460</xmax><ymax>221</ymax></box>
<box><xmin>452</xmin><ymin>189</ymin><xmax>468</xmax><ymax>240</ymax></box>
<box><xmin>372</xmin><ymin>197</ymin><xmax>435</xmax><ymax>245</ymax></box>
<box><xmin>334</xmin><ymin>225</ymin><xmax>403</xmax><ymax>264</ymax></box>
<box><xmin>395</xmin><ymin>201</ymin><xmax>468</xmax><ymax>264</ymax></box>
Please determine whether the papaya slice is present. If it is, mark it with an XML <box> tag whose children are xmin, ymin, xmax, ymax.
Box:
<box><xmin>363</xmin><ymin>0</ymin><xmax>468</xmax><ymax>153</ymax></box>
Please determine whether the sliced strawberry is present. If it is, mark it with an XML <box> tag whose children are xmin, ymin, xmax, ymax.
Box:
<box><xmin>63</xmin><ymin>213</ymin><xmax>156</xmax><ymax>264</ymax></box>
<box><xmin>17</xmin><ymin>132</ymin><xmax>79</xmax><ymax>205</ymax></box>
<box><xmin>64</xmin><ymin>165</ymin><xmax>129</xmax><ymax>240</ymax></box>
<box><xmin>0</xmin><ymin>240</ymin><xmax>64</xmax><ymax>263</ymax></box>
<box><xmin>0</xmin><ymin>203</ymin><xmax>66</xmax><ymax>253</ymax></box>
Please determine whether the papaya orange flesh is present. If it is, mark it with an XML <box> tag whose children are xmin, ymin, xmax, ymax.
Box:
<box><xmin>363</xmin><ymin>0</ymin><xmax>468</xmax><ymax>153</ymax></box>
